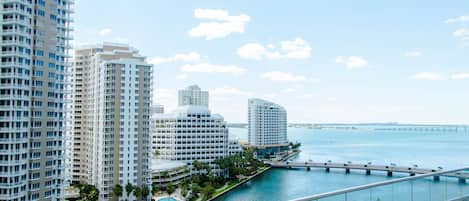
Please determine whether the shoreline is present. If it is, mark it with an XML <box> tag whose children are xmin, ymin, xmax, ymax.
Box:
<box><xmin>207</xmin><ymin>150</ymin><xmax>300</xmax><ymax>201</ymax></box>
<box><xmin>207</xmin><ymin>166</ymin><xmax>272</xmax><ymax>201</ymax></box>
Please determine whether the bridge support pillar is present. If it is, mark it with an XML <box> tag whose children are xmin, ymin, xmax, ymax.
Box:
<box><xmin>325</xmin><ymin>167</ymin><xmax>330</xmax><ymax>172</ymax></box>
<box><xmin>306</xmin><ymin>167</ymin><xmax>311</xmax><ymax>171</ymax></box>
<box><xmin>345</xmin><ymin>168</ymin><xmax>350</xmax><ymax>174</ymax></box>
<box><xmin>366</xmin><ymin>169</ymin><xmax>371</xmax><ymax>175</ymax></box>
<box><xmin>459</xmin><ymin>178</ymin><xmax>466</xmax><ymax>184</ymax></box>
<box><xmin>387</xmin><ymin>171</ymin><xmax>393</xmax><ymax>177</ymax></box>
<box><xmin>410</xmin><ymin>173</ymin><xmax>416</xmax><ymax>176</ymax></box>
<box><xmin>433</xmin><ymin>176</ymin><xmax>440</xmax><ymax>181</ymax></box>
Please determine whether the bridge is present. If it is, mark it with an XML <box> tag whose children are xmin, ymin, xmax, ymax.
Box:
<box><xmin>267</xmin><ymin>161</ymin><xmax>469</xmax><ymax>183</ymax></box>
<box><xmin>289</xmin><ymin>166</ymin><xmax>469</xmax><ymax>201</ymax></box>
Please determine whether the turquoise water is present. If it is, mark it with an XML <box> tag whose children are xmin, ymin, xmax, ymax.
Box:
<box><xmin>219</xmin><ymin>126</ymin><xmax>469</xmax><ymax>201</ymax></box>
<box><xmin>158</xmin><ymin>197</ymin><xmax>177</xmax><ymax>201</ymax></box>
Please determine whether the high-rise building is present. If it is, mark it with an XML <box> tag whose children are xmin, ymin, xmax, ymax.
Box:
<box><xmin>178</xmin><ymin>85</ymin><xmax>208</xmax><ymax>107</ymax></box>
<box><xmin>150</xmin><ymin>104</ymin><xmax>164</xmax><ymax>115</ymax></box>
<box><xmin>0</xmin><ymin>0</ymin><xmax>72</xmax><ymax>200</ymax></box>
<box><xmin>248</xmin><ymin>98</ymin><xmax>288</xmax><ymax>146</ymax></box>
<box><xmin>152</xmin><ymin>86</ymin><xmax>228</xmax><ymax>175</ymax></box>
<box><xmin>72</xmin><ymin>43</ymin><xmax>152</xmax><ymax>200</ymax></box>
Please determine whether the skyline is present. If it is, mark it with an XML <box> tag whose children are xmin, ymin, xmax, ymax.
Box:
<box><xmin>74</xmin><ymin>0</ymin><xmax>469</xmax><ymax>124</ymax></box>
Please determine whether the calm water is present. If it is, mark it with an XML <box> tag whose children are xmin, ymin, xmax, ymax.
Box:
<box><xmin>218</xmin><ymin>126</ymin><xmax>469</xmax><ymax>201</ymax></box>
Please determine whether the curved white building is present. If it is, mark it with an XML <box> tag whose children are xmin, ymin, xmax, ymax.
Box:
<box><xmin>152</xmin><ymin>105</ymin><xmax>228</xmax><ymax>175</ymax></box>
<box><xmin>248</xmin><ymin>98</ymin><xmax>288</xmax><ymax>146</ymax></box>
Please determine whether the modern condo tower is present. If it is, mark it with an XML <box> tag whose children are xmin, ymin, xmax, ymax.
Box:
<box><xmin>178</xmin><ymin>85</ymin><xmax>208</xmax><ymax>107</ymax></box>
<box><xmin>152</xmin><ymin>86</ymin><xmax>228</xmax><ymax>175</ymax></box>
<box><xmin>72</xmin><ymin>43</ymin><xmax>152</xmax><ymax>200</ymax></box>
<box><xmin>248</xmin><ymin>99</ymin><xmax>288</xmax><ymax>148</ymax></box>
<box><xmin>0</xmin><ymin>0</ymin><xmax>72</xmax><ymax>200</ymax></box>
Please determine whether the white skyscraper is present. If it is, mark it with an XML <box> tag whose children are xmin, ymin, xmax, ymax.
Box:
<box><xmin>178</xmin><ymin>85</ymin><xmax>209</xmax><ymax>107</ymax></box>
<box><xmin>72</xmin><ymin>43</ymin><xmax>152</xmax><ymax>200</ymax></box>
<box><xmin>152</xmin><ymin>86</ymin><xmax>228</xmax><ymax>175</ymax></box>
<box><xmin>248</xmin><ymin>98</ymin><xmax>288</xmax><ymax>146</ymax></box>
<box><xmin>1</xmin><ymin>0</ymin><xmax>72</xmax><ymax>200</ymax></box>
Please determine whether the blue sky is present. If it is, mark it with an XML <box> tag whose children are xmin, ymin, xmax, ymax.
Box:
<box><xmin>74</xmin><ymin>0</ymin><xmax>469</xmax><ymax>124</ymax></box>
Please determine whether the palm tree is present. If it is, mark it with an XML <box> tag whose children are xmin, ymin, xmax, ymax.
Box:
<box><xmin>153</xmin><ymin>150</ymin><xmax>160</xmax><ymax>158</ymax></box>
<box><xmin>125</xmin><ymin>183</ymin><xmax>134</xmax><ymax>197</ymax></box>
<box><xmin>141</xmin><ymin>186</ymin><xmax>150</xmax><ymax>201</ymax></box>
<box><xmin>134</xmin><ymin>186</ymin><xmax>142</xmax><ymax>200</ymax></box>
<box><xmin>151</xmin><ymin>185</ymin><xmax>159</xmax><ymax>196</ymax></box>
<box><xmin>112</xmin><ymin>184</ymin><xmax>123</xmax><ymax>200</ymax></box>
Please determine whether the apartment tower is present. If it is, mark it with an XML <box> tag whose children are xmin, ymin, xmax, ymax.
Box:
<box><xmin>0</xmin><ymin>0</ymin><xmax>73</xmax><ymax>200</ymax></box>
<box><xmin>72</xmin><ymin>43</ymin><xmax>152</xmax><ymax>200</ymax></box>
<box><xmin>178</xmin><ymin>85</ymin><xmax>208</xmax><ymax>107</ymax></box>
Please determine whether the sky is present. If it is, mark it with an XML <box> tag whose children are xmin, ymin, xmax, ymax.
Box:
<box><xmin>74</xmin><ymin>0</ymin><xmax>469</xmax><ymax>124</ymax></box>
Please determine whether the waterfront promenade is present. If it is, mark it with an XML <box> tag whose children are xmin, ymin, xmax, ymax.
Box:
<box><xmin>267</xmin><ymin>161</ymin><xmax>469</xmax><ymax>182</ymax></box>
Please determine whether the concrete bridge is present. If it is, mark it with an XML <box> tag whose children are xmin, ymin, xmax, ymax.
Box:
<box><xmin>267</xmin><ymin>161</ymin><xmax>469</xmax><ymax>183</ymax></box>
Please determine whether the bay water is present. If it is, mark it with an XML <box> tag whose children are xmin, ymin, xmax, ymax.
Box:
<box><xmin>216</xmin><ymin>126</ymin><xmax>469</xmax><ymax>201</ymax></box>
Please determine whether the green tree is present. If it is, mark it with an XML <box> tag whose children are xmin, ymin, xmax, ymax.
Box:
<box><xmin>151</xmin><ymin>185</ymin><xmax>159</xmax><ymax>196</ymax></box>
<box><xmin>134</xmin><ymin>186</ymin><xmax>142</xmax><ymax>200</ymax></box>
<box><xmin>112</xmin><ymin>184</ymin><xmax>123</xmax><ymax>199</ymax></box>
<box><xmin>153</xmin><ymin>150</ymin><xmax>160</xmax><ymax>158</ymax></box>
<box><xmin>141</xmin><ymin>186</ymin><xmax>150</xmax><ymax>201</ymax></box>
<box><xmin>166</xmin><ymin>182</ymin><xmax>175</xmax><ymax>195</ymax></box>
<box><xmin>125</xmin><ymin>183</ymin><xmax>134</xmax><ymax>197</ymax></box>
<box><xmin>77</xmin><ymin>184</ymin><xmax>99</xmax><ymax>201</ymax></box>
<box><xmin>201</xmin><ymin>185</ymin><xmax>215</xmax><ymax>201</ymax></box>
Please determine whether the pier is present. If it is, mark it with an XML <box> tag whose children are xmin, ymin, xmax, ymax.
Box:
<box><xmin>267</xmin><ymin>161</ymin><xmax>469</xmax><ymax>182</ymax></box>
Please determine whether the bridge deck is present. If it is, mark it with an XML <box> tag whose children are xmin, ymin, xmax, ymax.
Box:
<box><xmin>267</xmin><ymin>161</ymin><xmax>469</xmax><ymax>179</ymax></box>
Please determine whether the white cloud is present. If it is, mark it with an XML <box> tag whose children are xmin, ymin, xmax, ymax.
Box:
<box><xmin>210</xmin><ymin>87</ymin><xmax>251</xmax><ymax>96</ymax></box>
<box><xmin>149</xmin><ymin>52</ymin><xmax>202</xmax><ymax>65</ymax></box>
<box><xmin>335</xmin><ymin>56</ymin><xmax>369</xmax><ymax>69</ymax></box>
<box><xmin>453</xmin><ymin>28</ymin><xmax>469</xmax><ymax>41</ymax></box>
<box><xmin>260</xmin><ymin>71</ymin><xmax>306</xmax><ymax>82</ymax></box>
<box><xmin>181</xmin><ymin>63</ymin><xmax>246</xmax><ymax>74</ymax></box>
<box><xmin>176</xmin><ymin>74</ymin><xmax>188</xmax><ymax>80</ymax></box>
<box><xmin>452</xmin><ymin>73</ymin><xmax>469</xmax><ymax>80</ymax></box>
<box><xmin>445</xmin><ymin>15</ymin><xmax>469</xmax><ymax>24</ymax></box>
<box><xmin>238</xmin><ymin>38</ymin><xmax>312</xmax><ymax>60</ymax></box>
<box><xmin>410</xmin><ymin>72</ymin><xmax>447</xmax><ymax>81</ymax></box>
<box><xmin>98</xmin><ymin>28</ymin><xmax>112</xmax><ymax>36</ymax></box>
<box><xmin>188</xmin><ymin>8</ymin><xmax>250</xmax><ymax>40</ymax></box>
<box><xmin>404</xmin><ymin>50</ymin><xmax>422</xmax><ymax>57</ymax></box>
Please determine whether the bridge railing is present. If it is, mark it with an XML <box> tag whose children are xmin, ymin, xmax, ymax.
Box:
<box><xmin>290</xmin><ymin>167</ymin><xmax>469</xmax><ymax>201</ymax></box>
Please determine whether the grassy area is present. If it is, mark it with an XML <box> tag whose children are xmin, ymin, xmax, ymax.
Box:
<box><xmin>209</xmin><ymin>166</ymin><xmax>271</xmax><ymax>200</ymax></box>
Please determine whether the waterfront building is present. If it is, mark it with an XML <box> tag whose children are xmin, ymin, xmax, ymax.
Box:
<box><xmin>0</xmin><ymin>0</ymin><xmax>73</xmax><ymax>200</ymax></box>
<box><xmin>152</xmin><ymin>86</ymin><xmax>228</xmax><ymax>175</ymax></box>
<box><xmin>228</xmin><ymin>139</ymin><xmax>243</xmax><ymax>156</ymax></box>
<box><xmin>72</xmin><ymin>43</ymin><xmax>152</xmax><ymax>200</ymax></box>
<box><xmin>178</xmin><ymin>85</ymin><xmax>208</xmax><ymax>107</ymax></box>
<box><xmin>248</xmin><ymin>98</ymin><xmax>288</xmax><ymax>158</ymax></box>
<box><xmin>150</xmin><ymin>159</ymin><xmax>191</xmax><ymax>187</ymax></box>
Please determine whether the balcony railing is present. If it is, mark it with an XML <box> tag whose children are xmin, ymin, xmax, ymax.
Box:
<box><xmin>290</xmin><ymin>167</ymin><xmax>469</xmax><ymax>201</ymax></box>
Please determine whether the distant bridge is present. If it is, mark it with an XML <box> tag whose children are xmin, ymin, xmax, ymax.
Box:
<box><xmin>267</xmin><ymin>161</ymin><xmax>469</xmax><ymax>183</ymax></box>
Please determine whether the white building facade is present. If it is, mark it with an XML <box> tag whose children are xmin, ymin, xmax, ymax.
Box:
<box><xmin>73</xmin><ymin>43</ymin><xmax>152</xmax><ymax>200</ymax></box>
<box><xmin>228</xmin><ymin>140</ymin><xmax>242</xmax><ymax>156</ymax></box>
<box><xmin>152</xmin><ymin>86</ymin><xmax>228</xmax><ymax>175</ymax></box>
<box><xmin>248</xmin><ymin>99</ymin><xmax>288</xmax><ymax>146</ymax></box>
<box><xmin>0</xmin><ymin>0</ymin><xmax>72</xmax><ymax>200</ymax></box>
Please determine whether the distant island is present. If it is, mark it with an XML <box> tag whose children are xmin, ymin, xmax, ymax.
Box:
<box><xmin>228</xmin><ymin>123</ymin><xmax>469</xmax><ymax>133</ymax></box>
